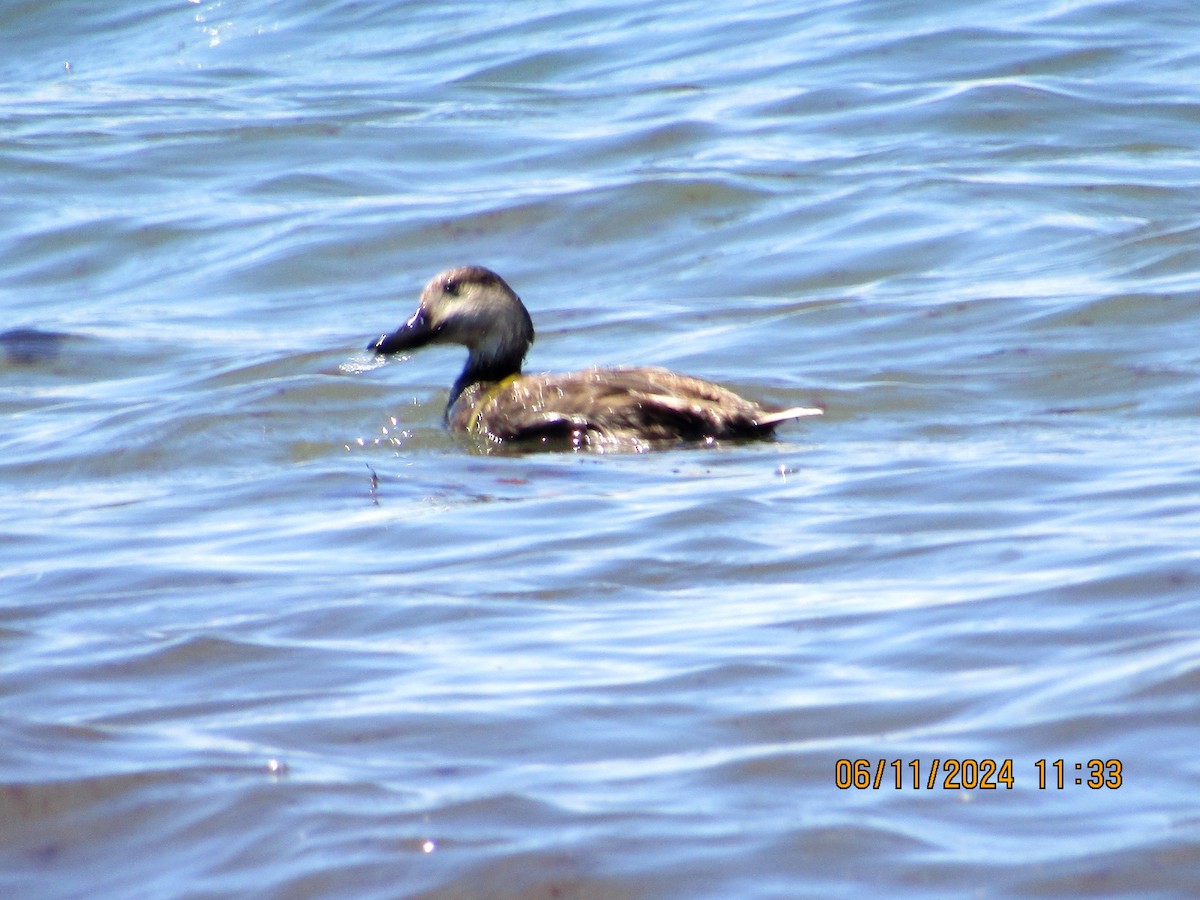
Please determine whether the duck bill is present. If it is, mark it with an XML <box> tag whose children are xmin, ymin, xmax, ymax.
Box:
<box><xmin>369</xmin><ymin>309</ymin><xmax>435</xmax><ymax>355</ymax></box>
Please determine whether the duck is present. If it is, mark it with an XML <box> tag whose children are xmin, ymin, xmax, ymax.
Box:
<box><xmin>367</xmin><ymin>265</ymin><xmax>822</xmax><ymax>451</ymax></box>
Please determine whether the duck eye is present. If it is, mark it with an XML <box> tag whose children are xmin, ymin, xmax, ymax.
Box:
<box><xmin>443</xmin><ymin>278</ymin><xmax>460</xmax><ymax>296</ymax></box>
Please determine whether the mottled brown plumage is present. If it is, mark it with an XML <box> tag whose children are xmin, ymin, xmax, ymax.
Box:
<box><xmin>368</xmin><ymin>266</ymin><xmax>821</xmax><ymax>451</ymax></box>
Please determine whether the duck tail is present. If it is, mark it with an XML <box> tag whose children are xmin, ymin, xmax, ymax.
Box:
<box><xmin>755</xmin><ymin>405</ymin><xmax>823</xmax><ymax>428</ymax></box>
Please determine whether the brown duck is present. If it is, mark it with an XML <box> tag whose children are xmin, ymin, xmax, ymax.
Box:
<box><xmin>368</xmin><ymin>266</ymin><xmax>822</xmax><ymax>450</ymax></box>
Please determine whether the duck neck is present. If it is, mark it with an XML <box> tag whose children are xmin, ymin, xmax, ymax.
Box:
<box><xmin>448</xmin><ymin>348</ymin><xmax>524</xmax><ymax>415</ymax></box>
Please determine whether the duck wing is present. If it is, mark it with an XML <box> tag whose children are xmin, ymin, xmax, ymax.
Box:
<box><xmin>457</xmin><ymin>366</ymin><xmax>820</xmax><ymax>447</ymax></box>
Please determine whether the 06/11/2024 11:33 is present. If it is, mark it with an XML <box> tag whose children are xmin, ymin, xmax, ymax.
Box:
<box><xmin>833</xmin><ymin>758</ymin><xmax>1124</xmax><ymax>790</ymax></box>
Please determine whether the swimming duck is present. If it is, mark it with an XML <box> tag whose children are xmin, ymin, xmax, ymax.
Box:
<box><xmin>368</xmin><ymin>266</ymin><xmax>822</xmax><ymax>450</ymax></box>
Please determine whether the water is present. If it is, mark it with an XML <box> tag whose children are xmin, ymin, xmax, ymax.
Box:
<box><xmin>3</xmin><ymin>0</ymin><xmax>1200</xmax><ymax>896</ymax></box>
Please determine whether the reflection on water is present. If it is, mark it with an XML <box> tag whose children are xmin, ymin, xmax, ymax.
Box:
<box><xmin>0</xmin><ymin>329</ymin><xmax>70</xmax><ymax>366</ymax></box>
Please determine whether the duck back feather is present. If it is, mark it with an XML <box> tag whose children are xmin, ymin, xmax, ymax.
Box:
<box><xmin>451</xmin><ymin>365</ymin><xmax>821</xmax><ymax>450</ymax></box>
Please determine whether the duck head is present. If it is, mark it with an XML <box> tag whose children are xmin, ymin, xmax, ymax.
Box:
<box><xmin>370</xmin><ymin>266</ymin><xmax>534</xmax><ymax>358</ymax></box>
<box><xmin>369</xmin><ymin>266</ymin><xmax>536</xmax><ymax>402</ymax></box>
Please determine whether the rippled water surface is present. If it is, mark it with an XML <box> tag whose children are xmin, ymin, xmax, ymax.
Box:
<box><xmin>3</xmin><ymin>1</ymin><xmax>1200</xmax><ymax>896</ymax></box>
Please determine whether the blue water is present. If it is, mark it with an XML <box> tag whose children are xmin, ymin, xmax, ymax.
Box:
<box><xmin>3</xmin><ymin>1</ymin><xmax>1200</xmax><ymax>897</ymax></box>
